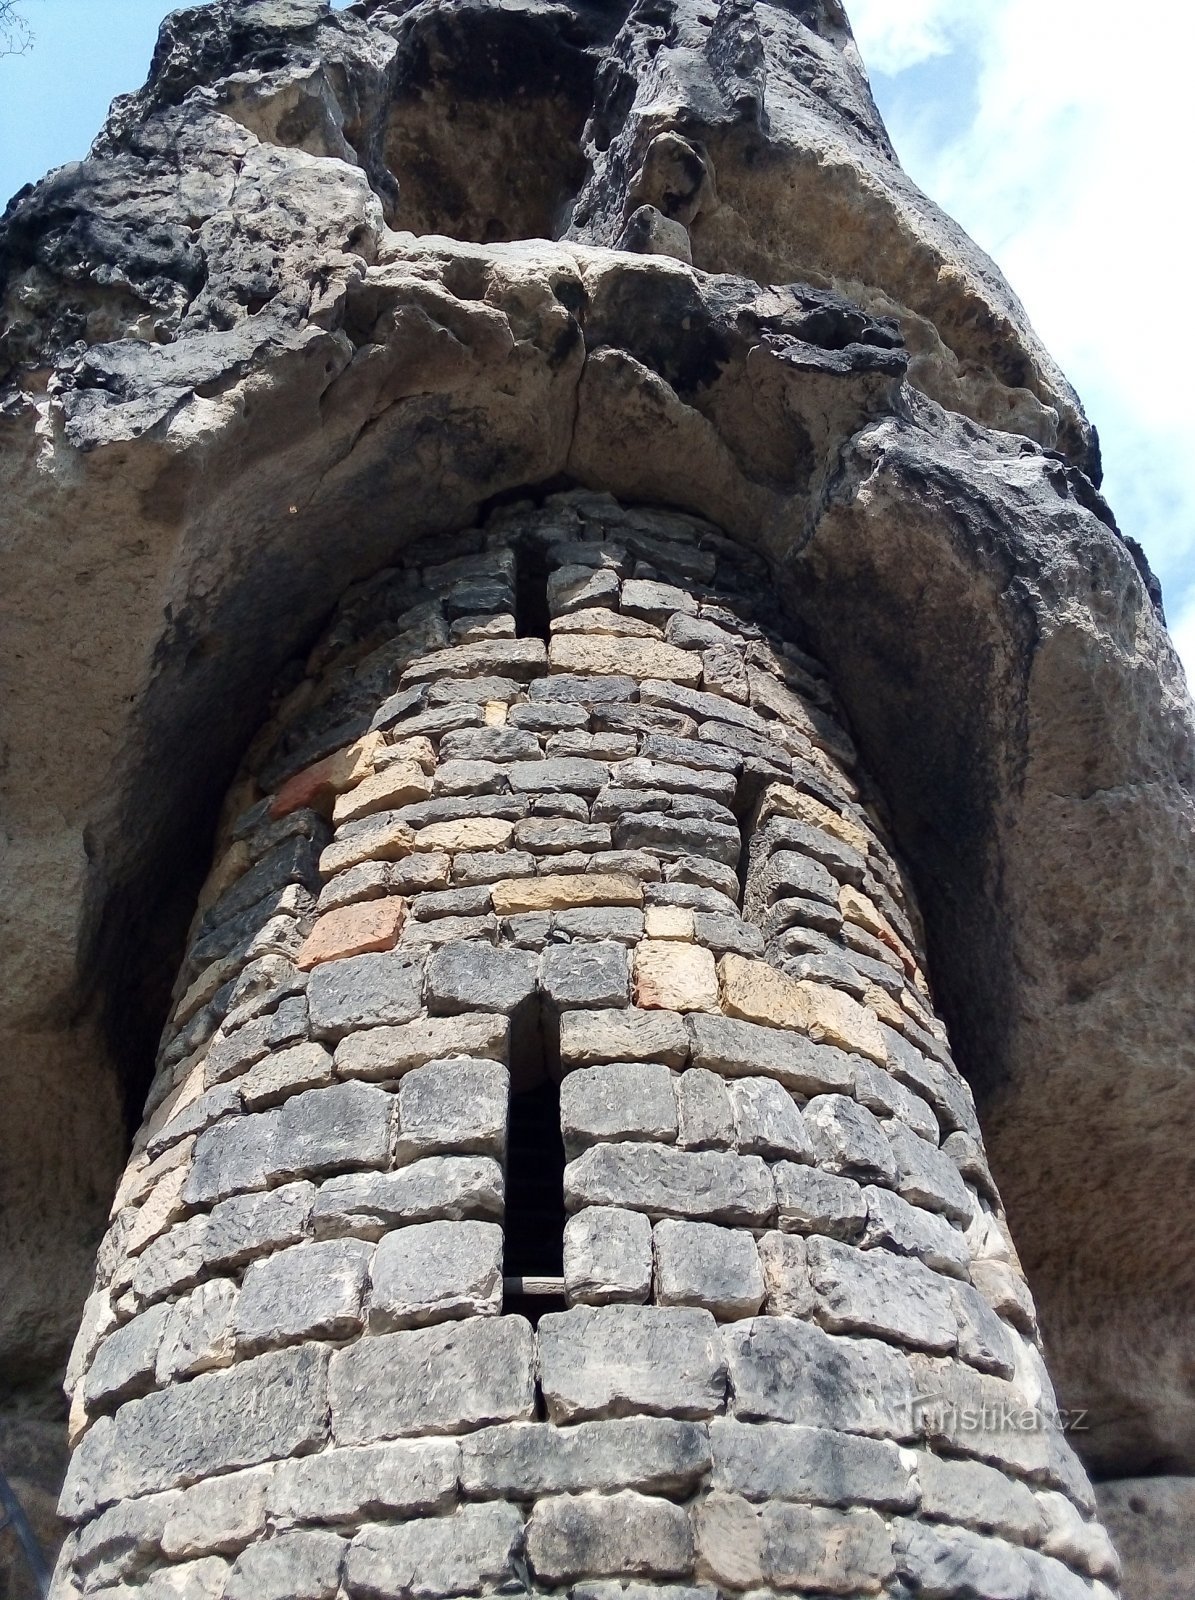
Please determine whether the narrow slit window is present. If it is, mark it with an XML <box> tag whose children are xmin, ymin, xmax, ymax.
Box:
<box><xmin>503</xmin><ymin>1076</ymin><xmax>567</xmax><ymax>1322</ymax></box>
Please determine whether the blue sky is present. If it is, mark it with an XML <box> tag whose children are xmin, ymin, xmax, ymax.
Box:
<box><xmin>2</xmin><ymin>0</ymin><xmax>1192</xmax><ymax>678</ymax></box>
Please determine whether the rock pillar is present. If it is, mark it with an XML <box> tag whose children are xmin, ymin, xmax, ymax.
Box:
<box><xmin>53</xmin><ymin>494</ymin><xmax>1119</xmax><ymax>1598</ymax></box>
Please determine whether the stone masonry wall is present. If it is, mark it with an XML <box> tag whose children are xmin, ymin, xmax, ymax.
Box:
<box><xmin>52</xmin><ymin>493</ymin><xmax>1121</xmax><ymax>1599</ymax></box>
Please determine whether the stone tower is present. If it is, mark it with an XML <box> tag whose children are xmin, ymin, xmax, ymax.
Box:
<box><xmin>0</xmin><ymin>2</ymin><xmax>1192</xmax><ymax>1598</ymax></box>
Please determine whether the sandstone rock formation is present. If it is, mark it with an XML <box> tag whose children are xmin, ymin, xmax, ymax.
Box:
<box><xmin>0</xmin><ymin>0</ymin><xmax>1191</xmax><ymax>1593</ymax></box>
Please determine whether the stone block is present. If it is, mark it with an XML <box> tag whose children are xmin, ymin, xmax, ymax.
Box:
<box><xmin>621</xmin><ymin>579</ymin><xmax>699</xmax><ymax>621</ymax></box>
<box><xmin>912</xmin><ymin>1451</ymin><xmax>1045</xmax><ymax>1544</ymax></box>
<box><xmin>307</xmin><ymin>951</ymin><xmax>424</xmax><ymax>1039</ymax></box>
<box><xmin>614</xmin><ymin>757</ymin><xmax>737</xmax><ymax>805</ymax></box>
<box><xmin>346</xmin><ymin>1503</ymin><xmax>524</xmax><ymax>1599</ymax></box>
<box><xmin>804</xmin><ymin>1094</ymin><xmax>898</xmax><ymax>1185</ymax></box>
<box><xmin>1036</xmin><ymin>1489</ymin><xmax>1120</xmax><ymax>1580</ymax></box>
<box><xmin>459</xmin><ymin>1417</ymin><xmax>710</xmax><ymax>1498</ymax></box>
<box><xmin>399</xmin><ymin>636</ymin><xmax>546</xmax><ymax>684</ymax></box>
<box><xmin>951</xmin><ymin>1278</ymin><xmax>1018</xmax><ymax>1378</ymax></box>
<box><xmin>240</xmin><ymin>1041</ymin><xmax>334</xmax><ymax>1110</ymax></box>
<box><xmin>203</xmin><ymin>1181</ymin><xmax>315</xmax><ymax>1270</ymax></box>
<box><xmin>563</xmin><ymin>1207</ymin><xmax>653</xmax><ymax>1305</ymax></box>
<box><xmin>717</xmin><ymin>953</ymin><xmax>808</xmax><ymax>1030</ymax></box>
<box><xmin>754</xmin><ymin>784</ymin><xmax>872</xmax><ymax>855</ymax></box>
<box><xmin>549</xmin><ymin>635</ymin><xmax>701</xmax><ymax>686</ymax></box>
<box><xmin>686</xmin><ymin>1012</ymin><xmax>853</xmax><ymax>1095</ymax></box>
<box><xmin>516</xmin><ymin>817</ymin><xmax>611</xmax><ymax>853</ymax></box>
<box><xmin>540</xmin><ymin>940</ymin><xmax>631</xmax><ymax>1010</ymax></box>
<box><xmin>538</xmin><ymin>1305</ymin><xmax>726</xmax><ymax>1422</ymax></box>
<box><xmin>334</xmin><ymin>1013</ymin><xmax>507</xmax><ymax>1081</ymax></box>
<box><xmin>270</xmin><ymin>736</ymin><xmax>381</xmax><ymax>819</ymax></box>
<box><xmin>313</xmin><ymin>1156</ymin><xmax>503</xmax><ymax>1238</ymax></box>
<box><xmin>560</xmin><ymin>1063</ymin><xmax>678</xmax><ymax>1157</ymax></box>
<box><xmin>186</xmin><ymin>1082</ymin><xmax>395</xmax><ymax>1204</ymax></box>
<box><xmin>223</xmin><ymin>1528</ymin><xmax>345</xmax><ymax>1600</ymax></box>
<box><xmin>510</xmin><ymin>701</ymin><xmax>589</xmax><ymax>730</ymax></box>
<box><xmin>566</xmin><ymin>1143</ymin><xmax>774</xmax><ymax>1226</ymax></box>
<box><xmin>60</xmin><ymin>1345</ymin><xmax>330</xmax><ymax>1520</ymax></box>
<box><xmin>728</xmin><ymin>1077</ymin><xmax>810</xmax><ymax>1160</ymax></box>
<box><xmin>675</xmin><ymin>1068</ymin><xmax>736</xmax><ymax>1149</ymax></box>
<box><xmin>724</xmin><ymin>1316</ymin><xmax>916</xmax><ymax>1439</ymax></box>
<box><xmin>318</xmin><ymin>817</ymin><xmax>417</xmax><ymax>876</ymax></box>
<box><xmin>530</xmin><ymin>672</ymin><xmax>638</xmax><ymax>704</ymax></box>
<box><xmin>123</xmin><ymin>1555</ymin><xmax>231</xmax><ymax>1597</ymax></box>
<box><xmin>269</xmin><ymin>1437</ymin><xmax>459</xmax><ymax>1524</ymax></box>
<box><xmin>886</xmin><ymin>1120</ymin><xmax>974</xmax><ymax>1224</ymax></box>
<box><xmin>155</xmin><ymin>1278</ymin><xmax>238</xmax><ymax>1382</ymax></box>
<box><xmin>412</xmin><ymin>817</ymin><xmax>515</xmax><ymax>853</ymax></box>
<box><xmin>84</xmin><ymin>1302</ymin><xmax>172</xmax><ymax>1411</ymax></box>
<box><xmin>161</xmin><ymin>1465</ymin><xmax>272</xmax><ymax>1558</ymax></box>
<box><xmin>561</xmin><ymin>1006</ymin><xmax>689</xmax><ymax>1068</ymax></box>
<box><xmin>892</xmin><ymin>1518</ymin><xmax>1034</xmax><ymax>1600</ymax></box>
<box><xmin>333</xmin><ymin>764</ymin><xmax>432</xmax><ymax>824</ymax></box>
<box><xmin>439</xmin><ymin>725</ymin><xmax>542</xmax><ymax>762</ymax></box>
<box><xmin>554</xmin><ymin>607</ymin><xmax>661</xmax><ymax>640</ymax></box>
<box><xmin>772</xmin><ymin>1161</ymin><xmax>867</xmax><ymax>1239</ymax></box>
<box><xmin>296</xmin><ymin>900</ymin><xmax>404</xmax><ymax>970</ymax></box>
<box><xmin>368</xmin><ymin>1219</ymin><xmax>502</xmax><ymax>1330</ymax></box>
<box><xmin>527</xmin><ymin>1490</ymin><xmax>695</xmax><ymax>1582</ymax></box>
<box><xmin>493</xmin><ymin>873</ymin><xmax>644</xmax><ymax>914</ymax></box>
<box><xmin>653</xmin><ymin>1220</ymin><xmax>764</xmax><ymax>1320</ymax></box>
<box><xmin>72</xmin><ymin>1491</ymin><xmax>181</xmax><ymax>1586</ymax></box>
<box><xmin>805</xmin><ymin>1236</ymin><xmax>958</xmax><ymax>1354</ymax></box>
<box><xmin>762</xmin><ymin>1502</ymin><xmax>895</xmax><ymax>1594</ymax></box>
<box><xmin>555</xmin><ymin>906</ymin><xmax>646</xmax><ymax>943</ymax></box>
<box><xmin>234</xmin><ymin>1236</ymin><xmax>373</xmax><ymax>1352</ymax></box>
<box><xmin>756</xmin><ymin>1232</ymin><xmax>816</xmax><ymax>1318</ymax></box>
<box><xmin>860</xmin><ymin>1184</ymin><xmax>970</xmax><ymax>1278</ymax></box>
<box><xmin>329</xmin><ymin>1317</ymin><xmax>535</xmax><ymax>1444</ymax></box>
<box><xmin>548</xmin><ymin>564</ymin><xmax>622</xmax><ymax>613</ymax></box>
<box><xmin>905</xmin><ymin>1354</ymin><xmax>1052</xmax><ymax>1479</ymax></box>
<box><xmin>854</xmin><ymin>1059</ymin><xmax>939</xmax><ymax>1141</ymax></box>
<box><xmin>613</xmin><ymin>812</ymin><xmax>741</xmax><ymax>865</ymax></box>
<box><xmin>691</xmin><ymin>911</ymin><xmax>763</xmax><ymax>956</ymax></box>
<box><xmin>633</xmin><ymin>940</ymin><xmax>720</xmax><ymax>1013</ymax></box>
<box><xmin>395</xmin><ymin>1057</ymin><xmax>507</xmax><ymax>1162</ymax></box>
<box><xmin>425</xmin><ymin>939</ymin><xmax>538</xmax><ymax>1014</ymax></box>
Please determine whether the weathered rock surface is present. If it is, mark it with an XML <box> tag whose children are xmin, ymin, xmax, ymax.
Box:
<box><xmin>0</xmin><ymin>0</ymin><xmax>1191</xmax><ymax>1565</ymax></box>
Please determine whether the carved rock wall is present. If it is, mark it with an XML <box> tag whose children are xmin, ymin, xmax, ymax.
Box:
<box><xmin>54</xmin><ymin>496</ymin><xmax>1119</xmax><ymax>1600</ymax></box>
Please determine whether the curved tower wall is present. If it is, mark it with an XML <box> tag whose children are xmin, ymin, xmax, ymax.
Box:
<box><xmin>53</xmin><ymin>494</ymin><xmax>1119</xmax><ymax>1599</ymax></box>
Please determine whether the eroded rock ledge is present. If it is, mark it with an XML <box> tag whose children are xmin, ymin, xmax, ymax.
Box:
<box><xmin>0</xmin><ymin>0</ymin><xmax>1192</xmax><ymax>1546</ymax></box>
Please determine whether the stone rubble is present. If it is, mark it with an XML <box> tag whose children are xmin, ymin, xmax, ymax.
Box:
<box><xmin>52</xmin><ymin>495</ymin><xmax>1116</xmax><ymax>1599</ymax></box>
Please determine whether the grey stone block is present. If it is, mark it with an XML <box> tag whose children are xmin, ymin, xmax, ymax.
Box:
<box><xmin>124</xmin><ymin>1555</ymin><xmax>231</xmax><ymax>1598</ymax></box>
<box><xmin>84</xmin><ymin>1302</ymin><xmax>172</xmax><ymax>1411</ymax></box>
<box><xmin>61</xmin><ymin>1345</ymin><xmax>330</xmax><ymax>1520</ymax></box>
<box><xmin>409</xmin><ymin>886</ymin><xmax>493</xmax><ymax>920</ymax></box>
<box><xmin>565</xmin><ymin>1143</ymin><xmax>774</xmax><ymax>1226</ymax></box>
<box><xmin>560</xmin><ymin>1006</ymin><xmax>690</xmax><ymax>1068</ymax></box>
<box><xmin>203</xmin><ymin>1181</ymin><xmax>315</xmax><ymax>1270</ymax></box>
<box><xmin>510</xmin><ymin>701</ymin><xmax>589</xmax><ymax>731</ymax></box>
<box><xmin>762</xmin><ymin>1502</ymin><xmax>896</xmax><ymax>1593</ymax></box>
<box><xmin>438</xmin><ymin>726</ymin><xmax>542</xmax><ymax>762</ymax></box>
<box><xmin>905</xmin><ymin>1353</ymin><xmax>1053</xmax><ymax>1479</ymax></box>
<box><xmin>346</xmin><ymin>1503</ymin><xmax>524</xmax><ymax>1599</ymax></box>
<box><xmin>425</xmin><ymin>940</ymin><xmax>538</xmax><ymax>1015</ymax></box>
<box><xmin>530</xmin><ymin>672</ymin><xmax>638</xmax><ymax>704</ymax></box>
<box><xmin>892</xmin><ymin>1517</ymin><xmax>1034</xmax><ymax>1600</ymax></box>
<box><xmin>306</xmin><ymin>951</ymin><xmax>425</xmax><ymax>1039</ymax></box>
<box><xmin>806</xmin><ymin>1236</ymin><xmax>958</xmax><ymax>1354</ymax></box>
<box><xmin>560</xmin><ymin>1063</ymin><xmax>678</xmax><ymax>1158</ymax></box>
<box><xmin>160</xmin><ymin>1465</ymin><xmax>271</xmax><ymax>1558</ymax></box>
<box><xmin>329</xmin><ymin>1317</ymin><xmax>535</xmax><ymax>1444</ymax></box>
<box><xmin>540</xmin><ymin>941</ymin><xmax>631</xmax><ymax>1014</ymax></box>
<box><xmin>186</xmin><ymin>1082</ymin><xmax>395</xmax><ymax>1204</ymax></box>
<box><xmin>156</xmin><ymin>1278</ymin><xmax>238</xmax><ymax>1381</ymax></box>
<box><xmin>860</xmin><ymin>1184</ymin><xmax>970</xmax><ymax>1278</ymax></box>
<box><xmin>950</xmin><ymin>1278</ymin><xmax>1018</xmax><ymax>1378</ymax></box>
<box><xmin>756</xmin><ymin>1232</ymin><xmax>816</xmax><ymax>1318</ymax></box>
<box><xmin>754</xmin><ymin>815</ymin><xmax>867</xmax><ymax>887</ymax></box>
<box><xmin>317</xmin><ymin>860</ymin><xmax>398</xmax><ymax>914</ymax></box>
<box><xmin>653</xmin><ymin>1220</ymin><xmax>764</xmax><ymax>1320</ymax></box>
<box><xmin>724</xmin><ymin>1316</ymin><xmax>917</xmax><ymax>1439</ymax></box>
<box><xmin>312</xmin><ymin>1156</ymin><xmax>503</xmax><ymax>1238</ymax></box>
<box><xmin>527</xmin><ymin>1490</ymin><xmax>695</xmax><ymax>1582</ymax></box>
<box><xmin>204</xmin><ymin>1014</ymin><xmax>274</xmax><ymax>1087</ymax></box>
<box><xmin>395</xmin><ymin>1057</ymin><xmax>507</xmax><ymax>1162</ymax></box>
<box><xmin>538</xmin><ymin>1305</ymin><xmax>726</xmax><ymax>1423</ymax></box>
<box><xmin>760</xmin><ymin>849</ymin><xmax>840</xmax><ymax>906</ymax></box>
<box><xmin>270</xmin><ymin>1437</ymin><xmax>459</xmax><ymax>1524</ymax></box>
<box><xmin>223</xmin><ymin>1529</ymin><xmax>345</xmax><ymax>1600</ymax></box>
<box><xmin>510</xmin><ymin>757</ymin><xmax>610</xmax><ymax>793</ymax></box>
<box><xmin>73</xmin><ymin>1490</ymin><xmax>180</xmax><ymax>1586</ymax></box>
<box><xmin>728</xmin><ymin>1077</ymin><xmax>811</xmax><ymax>1161</ymax></box>
<box><xmin>770</xmin><ymin>1163</ymin><xmax>867</xmax><ymax>1243</ymax></box>
<box><xmin>804</xmin><ymin>1094</ymin><xmax>898</xmax><ymax>1185</ymax></box>
<box><xmin>675</xmin><ymin>1068</ymin><xmax>735</xmax><ymax>1150</ymax></box>
<box><xmin>204</xmin><ymin>836</ymin><xmax>321</xmax><ymax>932</ymax></box>
<box><xmin>622</xmin><ymin>579</ymin><xmax>699</xmax><ymax>621</ymax></box>
<box><xmin>690</xmin><ymin>911</ymin><xmax>764</xmax><ymax>956</ymax></box>
<box><xmin>612</xmin><ymin>757</ymin><xmax>737</xmax><ymax>805</ymax></box>
<box><xmin>402</xmin><ymin>913</ymin><xmax>498</xmax><ymax>947</ymax></box>
<box><xmin>240</xmin><ymin>1041</ymin><xmax>334</xmax><ymax>1110</ymax></box>
<box><xmin>612</xmin><ymin>812</ymin><xmax>741</xmax><ymax>866</ymax></box>
<box><xmin>130</xmin><ymin>1216</ymin><xmax>210</xmax><ymax>1305</ymax></box>
<box><xmin>234</xmin><ymin>1236</ymin><xmax>373</xmax><ymax>1352</ymax></box>
<box><xmin>459</xmin><ymin>1417</ymin><xmax>710</xmax><ymax>1498</ymax></box>
<box><xmin>555</xmin><ymin>906</ymin><xmax>645</xmax><ymax>943</ymax></box>
<box><xmin>516</xmin><ymin>817</ymin><xmax>612</xmax><ymax>853</ymax></box>
<box><xmin>334</xmin><ymin>1013</ymin><xmax>507</xmax><ymax>1082</ymax></box>
<box><xmin>709</xmin><ymin>1418</ymin><xmax>917</xmax><ymax>1511</ymax></box>
<box><xmin>854</xmin><ymin>1059</ymin><xmax>939</xmax><ymax>1141</ymax></box>
<box><xmin>368</xmin><ymin>1219</ymin><xmax>503</xmax><ymax>1330</ymax></box>
<box><xmin>886</xmin><ymin>1120</ymin><xmax>974</xmax><ymax>1224</ymax></box>
<box><xmin>453</xmin><ymin>847</ymin><xmax>537</xmax><ymax>885</ymax></box>
<box><xmin>564</xmin><ymin>1206</ymin><xmax>653</xmax><ymax>1305</ymax></box>
<box><xmin>649</xmin><ymin>879</ymin><xmax>740</xmax><ymax>915</ymax></box>
<box><xmin>686</xmin><ymin>1013</ymin><xmax>854</xmax><ymax>1095</ymax></box>
<box><xmin>912</xmin><ymin>1450</ymin><xmax>1045</xmax><ymax>1544</ymax></box>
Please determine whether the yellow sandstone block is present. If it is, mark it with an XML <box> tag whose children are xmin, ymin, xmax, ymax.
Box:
<box><xmin>755</xmin><ymin>784</ymin><xmax>871</xmax><ymax>856</ymax></box>
<box><xmin>332</xmin><ymin>762</ymin><xmax>433</xmax><ymax>824</ymax></box>
<box><xmin>798</xmin><ymin>980</ymin><xmax>887</xmax><ymax>1065</ymax></box>
<box><xmin>718</xmin><ymin>954</ymin><xmax>810</xmax><ymax>1031</ymax></box>
<box><xmin>634</xmin><ymin>940</ymin><xmax>719</xmax><ymax>1013</ymax></box>
<box><xmin>644</xmin><ymin>906</ymin><xmax>695</xmax><ymax>940</ymax></box>
<box><xmin>548</xmin><ymin>634</ymin><xmax>702</xmax><ymax>686</ymax></box>
<box><xmin>412</xmin><ymin>818</ymin><xmax>515</xmax><ymax>853</ymax></box>
<box><xmin>491</xmin><ymin>873</ymin><xmax>644</xmax><ymax>915</ymax></box>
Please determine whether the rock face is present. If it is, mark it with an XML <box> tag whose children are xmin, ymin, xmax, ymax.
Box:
<box><xmin>0</xmin><ymin>0</ymin><xmax>1191</xmax><ymax>1591</ymax></box>
<box><xmin>51</xmin><ymin>497</ymin><xmax>1119</xmax><ymax>1597</ymax></box>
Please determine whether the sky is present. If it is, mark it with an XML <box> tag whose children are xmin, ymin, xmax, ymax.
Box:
<box><xmin>1</xmin><ymin>0</ymin><xmax>1192</xmax><ymax>680</ymax></box>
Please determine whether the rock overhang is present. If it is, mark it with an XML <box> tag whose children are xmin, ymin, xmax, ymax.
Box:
<box><xmin>0</xmin><ymin>0</ymin><xmax>1192</xmax><ymax>1489</ymax></box>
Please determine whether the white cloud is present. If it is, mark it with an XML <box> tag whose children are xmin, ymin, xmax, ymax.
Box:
<box><xmin>849</xmin><ymin>0</ymin><xmax>1195</xmax><ymax>679</ymax></box>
